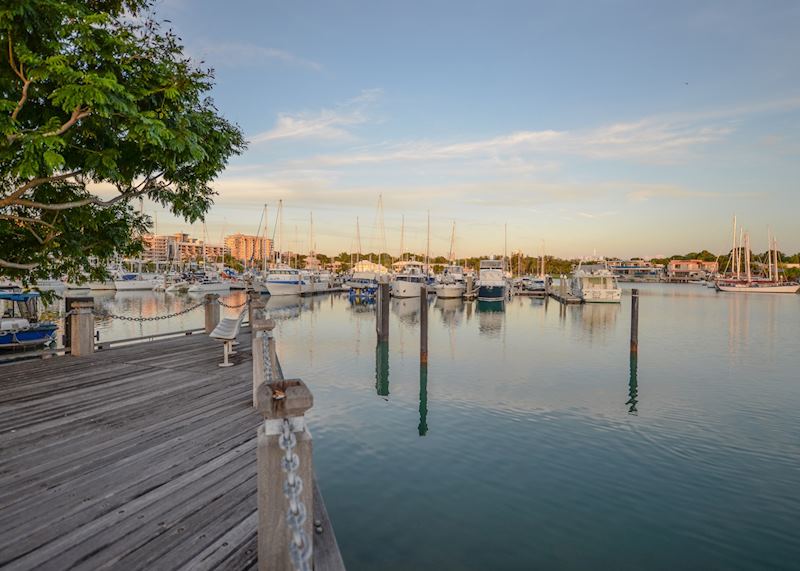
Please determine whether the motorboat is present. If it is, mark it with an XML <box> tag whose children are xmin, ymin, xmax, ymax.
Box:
<box><xmin>434</xmin><ymin>265</ymin><xmax>466</xmax><ymax>299</ymax></box>
<box><xmin>476</xmin><ymin>259</ymin><xmax>507</xmax><ymax>301</ymax></box>
<box><xmin>0</xmin><ymin>291</ymin><xmax>58</xmax><ymax>349</ymax></box>
<box><xmin>263</xmin><ymin>266</ymin><xmax>307</xmax><ymax>296</ymax></box>
<box><xmin>391</xmin><ymin>261</ymin><xmax>428</xmax><ymax>298</ymax></box>
<box><xmin>569</xmin><ymin>261</ymin><xmax>622</xmax><ymax>303</ymax></box>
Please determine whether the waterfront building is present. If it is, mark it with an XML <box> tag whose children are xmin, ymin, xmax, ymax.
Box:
<box><xmin>667</xmin><ymin>259</ymin><xmax>718</xmax><ymax>279</ymax></box>
<box><xmin>608</xmin><ymin>259</ymin><xmax>665</xmax><ymax>280</ymax></box>
<box><xmin>224</xmin><ymin>233</ymin><xmax>273</xmax><ymax>265</ymax></box>
<box><xmin>141</xmin><ymin>233</ymin><xmax>228</xmax><ymax>263</ymax></box>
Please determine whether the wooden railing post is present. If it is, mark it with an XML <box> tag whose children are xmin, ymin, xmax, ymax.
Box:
<box><xmin>204</xmin><ymin>294</ymin><xmax>220</xmax><ymax>333</ymax></box>
<box><xmin>255</xmin><ymin>379</ymin><xmax>314</xmax><ymax>571</ymax></box>
<box><xmin>69</xmin><ymin>300</ymin><xmax>95</xmax><ymax>357</ymax></box>
<box><xmin>249</xmin><ymin>291</ymin><xmax>266</xmax><ymax>326</ymax></box>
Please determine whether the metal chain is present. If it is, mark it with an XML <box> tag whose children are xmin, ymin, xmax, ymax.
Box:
<box><xmin>92</xmin><ymin>299</ymin><xmax>208</xmax><ymax>321</ymax></box>
<box><xmin>261</xmin><ymin>329</ymin><xmax>274</xmax><ymax>383</ymax></box>
<box><xmin>278</xmin><ymin>418</ymin><xmax>312</xmax><ymax>571</ymax></box>
<box><xmin>217</xmin><ymin>298</ymin><xmax>248</xmax><ymax>309</ymax></box>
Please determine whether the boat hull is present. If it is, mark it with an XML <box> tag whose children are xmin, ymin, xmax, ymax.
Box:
<box><xmin>187</xmin><ymin>282</ymin><xmax>231</xmax><ymax>293</ymax></box>
<box><xmin>0</xmin><ymin>324</ymin><xmax>58</xmax><ymax>349</ymax></box>
<box><xmin>434</xmin><ymin>284</ymin><xmax>465</xmax><ymax>299</ymax></box>
<box><xmin>114</xmin><ymin>280</ymin><xmax>155</xmax><ymax>291</ymax></box>
<box><xmin>717</xmin><ymin>283</ymin><xmax>800</xmax><ymax>293</ymax></box>
<box><xmin>392</xmin><ymin>280</ymin><xmax>424</xmax><ymax>298</ymax></box>
<box><xmin>265</xmin><ymin>280</ymin><xmax>305</xmax><ymax>296</ymax></box>
<box><xmin>477</xmin><ymin>284</ymin><xmax>506</xmax><ymax>301</ymax></box>
<box><xmin>580</xmin><ymin>289</ymin><xmax>622</xmax><ymax>303</ymax></box>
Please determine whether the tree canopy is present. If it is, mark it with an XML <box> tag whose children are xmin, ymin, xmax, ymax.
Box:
<box><xmin>1</xmin><ymin>0</ymin><xmax>245</xmax><ymax>285</ymax></box>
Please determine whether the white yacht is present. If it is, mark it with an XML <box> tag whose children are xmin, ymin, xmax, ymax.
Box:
<box><xmin>434</xmin><ymin>265</ymin><xmax>466</xmax><ymax>299</ymax></box>
<box><xmin>477</xmin><ymin>259</ymin><xmax>507</xmax><ymax>301</ymax></box>
<box><xmin>569</xmin><ymin>262</ymin><xmax>622</xmax><ymax>303</ymax></box>
<box><xmin>187</xmin><ymin>272</ymin><xmax>231</xmax><ymax>293</ymax></box>
<box><xmin>392</xmin><ymin>261</ymin><xmax>429</xmax><ymax>298</ymax></box>
<box><xmin>114</xmin><ymin>271</ymin><xmax>157</xmax><ymax>291</ymax></box>
<box><xmin>264</xmin><ymin>266</ymin><xmax>308</xmax><ymax>296</ymax></box>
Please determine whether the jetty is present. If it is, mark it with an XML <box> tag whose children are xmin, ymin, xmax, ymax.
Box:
<box><xmin>0</xmin><ymin>295</ymin><xmax>345</xmax><ymax>571</ymax></box>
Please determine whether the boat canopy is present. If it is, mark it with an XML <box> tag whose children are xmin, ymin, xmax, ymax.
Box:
<box><xmin>0</xmin><ymin>291</ymin><xmax>41</xmax><ymax>301</ymax></box>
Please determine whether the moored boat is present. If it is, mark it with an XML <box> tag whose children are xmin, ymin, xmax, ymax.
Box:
<box><xmin>569</xmin><ymin>261</ymin><xmax>622</xmax><ymax>303</ymax></box>
<box><xmin>476</xmin><ymin>259</ymin><xmax>507</xmax><ymax>301</ymax></box>
<box><xmin>0</xmin><ymin>291</ymin><xmax>58</xmax><ymax>350</ymax></box>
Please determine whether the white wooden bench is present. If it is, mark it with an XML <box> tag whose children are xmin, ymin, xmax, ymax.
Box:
<box><xmin>209</xmin><ymin>309</ymin><xmax>247</xmax><ymax>367</ymax></box>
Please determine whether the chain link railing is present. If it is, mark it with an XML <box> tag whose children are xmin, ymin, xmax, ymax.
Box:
<box><xmin>91</xmin><ymin>298</ymin><xmax>210</xmax><ymax>322</ymax></box>
<box><xmin>261</xmin><ymin>327</ymin><xmax>274</xmax><ymax>383</ymax></box>
<box><xmin>278</xmin><ymin>418</ymin><xmax>313</xmax><ymax>571</ymax></box>
<box><xmin>217</xmin><ymin>298</ymin><xmax>248</xmax><ymax>309</ymax></box>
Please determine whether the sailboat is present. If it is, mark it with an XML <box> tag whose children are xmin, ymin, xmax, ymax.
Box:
<box><xmin>434</xmin><ymin>222</ymin><xmax>466</xmax><ymax>299</ymax></box>
<box><xmin>187</xmin><ymin>223</ymin><xmax>230</xmax><ymax>293</ymax></box>
<box><xmin>716</xmin><ymin>224</ymin><xmax>799</xmax><ymax>293</ymax></box>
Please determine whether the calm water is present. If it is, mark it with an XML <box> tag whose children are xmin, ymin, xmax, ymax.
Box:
<box><xmin>54</xmin><ymin>285</ymin><xmax>800</xmax><ymax>569</ymax></box>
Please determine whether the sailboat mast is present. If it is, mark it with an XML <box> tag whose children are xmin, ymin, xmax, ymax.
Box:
<box><xmin>767</xmin><ymin>228</ymin><xmax>773</xmax><ymax>281</ymax></box>
<box><xmin>356</xmin><ymin>217</ymin><xmax>362</xmax><ymax>262</ymax></box>
<box><xmin>399</xmin><ymin>215</ymin><xmax>405</xmax><ymax>262</ymax></box>
<box><xmin>448</xmin><ymin>221</ymin><xmax>456</xmax><ymax>263</ymax></box>
<box><xmin>504</xmin><ymin>223</ymin><xmax>508</xmax><ymax>272</ymax></box>
<box><xmin>773</xmin><ymin>236</ymin><xmax>780</xmax><ymax>283</ymax></box>
<box><xmin>745</xmin><ymin>232</ymin><xmax>751</xmax><ymax>282</ymax></box>
<box><xmin>425</xmin><ymin>211</ymin><xmax>430</xmax><ymax>274</ymax></box>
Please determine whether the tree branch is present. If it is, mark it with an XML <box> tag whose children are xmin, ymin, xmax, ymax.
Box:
<box><xmin>0</xmin><ymin>171</ymin><xmax>83</xmax><ymax>207</ymax></box>
<box><xmin>42</xmin><ymin>106</ymin><xmax>92</xmax><ymax>138</ymax></box>
<box><xmin>0</xmin><ymin>258</ymin><xmax>39</xmax><ymax>270</ymax></box>
<box><xmin>0</xmin><ymin>214</ymin><xmax>58</xmax><ymax>231</ymax></box>
<box><xmin>11</xmin><ymin>78</ymin><xmax>31</xmax><ymax>121</ymax></box>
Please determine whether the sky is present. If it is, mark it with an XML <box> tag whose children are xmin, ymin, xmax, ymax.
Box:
<box><xmin>144</xmin><ymin>0</ymin><xmax>800</xmax><ymax>258</ymax></box>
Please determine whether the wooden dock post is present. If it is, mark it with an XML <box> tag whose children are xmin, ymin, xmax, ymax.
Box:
<box><xmin>420</xmin><ymin>285</ymin><xmax>428</xmax><ymax>364</ymax></box>
<box><xmin>255</xmin><ymin>379</ymin><xmax>315</xmax><ymax>571</ymax></box>
<box><xmin>559</xmin><ymin>275</ymin><xmax>566</xmax><ymax>300</ymax></box>
<box><xmin>376</xmin><ymin>282</ymin><xmax>390</xmax><ymax>342</ymax></box>
<box><xmin>251</xmin><ymin>316</ymin><xmax>276</xmax><ymax>407</ymax></box>
<box><xmin>630</xmin><ymin>288</ymin><xmax>639</xmax><ymax>354</ymax></box>
<box><xmin>69</xmin><ymin>299</ymin><xmax>95</xmax><ymax>357</ymax></box>
<box><xmin>204</xmin><ymin>294</ymin><xmax>220</xmax><ymax>333</ymax></box>
<box><xmin>465</xmin><ymin>274</ymin><xmax>474</xmax><ymax>298</ymax></box>
<box><xmin>249</xmin><ymin>292</ymin><xmax>266</xmax><ymax>326</ymax></box>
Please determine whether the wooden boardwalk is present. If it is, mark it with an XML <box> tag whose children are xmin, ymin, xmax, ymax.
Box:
<box><xmin>0</xmin><ymin>331</ymin><xmax>343</xmax><ymax>570</ymax></box>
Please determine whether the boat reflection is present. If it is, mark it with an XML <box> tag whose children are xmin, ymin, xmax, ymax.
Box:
<box><xmin>392</xmin><ymin>297</ymin><xmax>420</xmax><ymax>325</ymax></box>
<box><xmin>572</xmin><ymin>303</ymin><xmax>619</xmax><ymax>338</ymax></box>
<box><xmin>476</xmin><ymin>300</ymin><xmax>504</xmax><ymax>337</ymax></box>
<box><xmin>264</xmin><ymin>294</ymin><xmax>307</xmax><ymax>320</ymax></box>
<box><xmin>434</xmin><ymin>297</ymin><xmax>464</xmax><ymax>326</ymax></box>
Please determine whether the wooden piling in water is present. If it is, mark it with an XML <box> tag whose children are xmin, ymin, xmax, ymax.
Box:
<box><xmin>376</xmin><ymin>282</ymin><xmax>390</xmax><ymax>342</ymax></box>
<box><xmin>420</xmin><ymin>285</ymin><xmax>428</xmax><ymax>364</ymax></box>
<box><xmin>204</xmin><ymin>293</ymin><xmax>220</xmax><ymax>333</ymax></box>
<box><xmin>630</xmin><ymin>288</ymin><xmax>639</xmax><ymax>354</ymax></box>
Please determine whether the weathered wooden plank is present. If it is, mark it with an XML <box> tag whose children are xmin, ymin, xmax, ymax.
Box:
<box><xmin>313</xmin><ymin>478</ymin><xmax>347</xmax><ymax>571</ymax></box>
<box><xmin>0</xmin><ymin>330</ymin><xmax>344</xmax><ymax>571</ymax></box>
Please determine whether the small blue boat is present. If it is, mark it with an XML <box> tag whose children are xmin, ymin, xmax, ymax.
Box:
<box><xmin>0</xmin><ymin>291</ymin><xmax>58</xmax><ymax>350</ymax></box>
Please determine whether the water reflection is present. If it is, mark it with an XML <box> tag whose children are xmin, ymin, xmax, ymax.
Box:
<box><xmin>627</xmin><ymin>353</ymin><xmax>638</xmax><ymax>415</ymax></box>
<box><xmin>265</xmin><ymin>294</ymin><xmax>307</xmax><ymax>320</ymax></box>
<box><xmin>375</xmin><ymin>341</ymin><xmax>390</xmax><ymax>397</ymax></box>
<box><xmin>434</xmin><ymin>297</ymin><xmax>464</xmax><ymax>326</ymax></box>
<box><xmin>476</xmin><ymin>300</ymin><xmax>504</xmax><ymax>337</ymax></box>
<box><xmin>392</xmin><ymin>298</ymin><xmax>420</xmax><ymax>325</ymax></box>
<box><xmin>418</xmin><ymin>364</ymin><xmax>428</xmax><ymax>436</ymax></box>
<box><xmin>573</xmin><ymin>303</ymin><xmax>620</xmax><ymax>339</ymax></box>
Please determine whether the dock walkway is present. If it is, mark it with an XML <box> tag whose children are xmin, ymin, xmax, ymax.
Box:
<box><xmin>0</xmin><ymin>330</ymin><xmax>341</xmax><ymax>570</ymax></box>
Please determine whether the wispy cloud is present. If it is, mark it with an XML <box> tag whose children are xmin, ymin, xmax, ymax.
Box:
<box><xmin>286</xmin><ymin>95</ymin><xmax>800</xmax><ymax>168</ymax></box>
<box><xmin>194</xmin><ymin>42</ymin><xmax>322</xmax><ymax>71</ymax></box>
<box><xmin>250</xmin><ymin>89</ymin><xmax>383</xmax><ymax>144</ymax></box>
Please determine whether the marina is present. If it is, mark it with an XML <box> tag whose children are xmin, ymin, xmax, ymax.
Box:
<box><xmin>2</xmin><ymin>283</ymin><xmax>798</xmax><ymax>568</ymax></box>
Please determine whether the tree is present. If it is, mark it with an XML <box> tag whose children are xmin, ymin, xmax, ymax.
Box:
<box><xmin>1</xmin><ymin>0</ymin><xmax>245</xmax><ymax>286</ymax></box>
